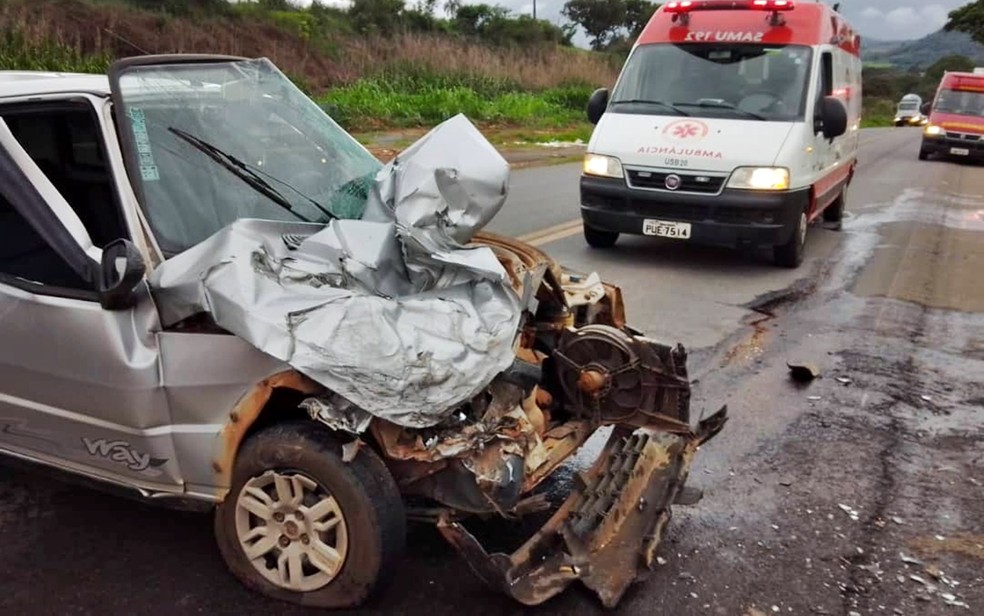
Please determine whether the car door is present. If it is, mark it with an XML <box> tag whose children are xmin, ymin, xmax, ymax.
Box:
<box><xmin>0</xmin><ymin>107</ymin><xmax>181</xmax><ymax>493</ymax></box>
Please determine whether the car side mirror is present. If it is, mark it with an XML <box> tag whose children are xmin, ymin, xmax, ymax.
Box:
<box><xmin>587</xmin><ymin>88</ymin><xmax>609</xmax><ymax>125</ymax></box>
<box><xmin>819</xmin><ymin>96</ymin><xmax>848</xmax><ymax>140</ymax></box>
<box><xmin>99</xmin><ymin>238</ymin><xmax>146</xmax><ymax>310</ymax></box>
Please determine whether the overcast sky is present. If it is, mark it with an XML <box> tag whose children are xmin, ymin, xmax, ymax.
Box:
<box><xmin>303</xmin><ymin>1</ymin><xmax>972</xmax><ymax>42</ymax></box>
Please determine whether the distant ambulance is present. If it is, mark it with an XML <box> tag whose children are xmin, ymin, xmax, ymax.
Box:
<box><xmin>919</xmin><ymin>70</ymin><xmax>984</xmax><ymax>162</ymax></box>
<box><xmin>580</xmin><ymin>0</ymin><xmax>862</xmax><ymax>267</ymax></box>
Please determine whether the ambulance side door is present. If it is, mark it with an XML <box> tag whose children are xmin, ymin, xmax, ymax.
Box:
<box><xmin>809</xmin><ymin>49</ymin><xmax>838</xmax><ymax>214</ymax></box>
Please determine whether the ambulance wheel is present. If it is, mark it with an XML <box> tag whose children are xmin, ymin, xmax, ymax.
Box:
<box><xmin>774</xmin><ymin>209</ymin><xmax>807</xmax><ymax>268</ymax></box>
<box><xmin>823</xmin><ymin>183</ymin><xmax>847</xmax><ymax>230</ymax></box>
<box><xmin>584</xmin><ymin>225</ymin><xmax>619</xmax><ymax>248</ymax></box>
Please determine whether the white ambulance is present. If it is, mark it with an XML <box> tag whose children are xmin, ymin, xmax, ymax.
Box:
<box><xmin>580</xmin><ymin>0</ymin><xmax>862</xmax><ymax>267</ymax></box>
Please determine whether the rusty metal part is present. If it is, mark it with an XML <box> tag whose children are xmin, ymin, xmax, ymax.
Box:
<box><xmin>554</xmin><ymin>325</ymin><xmax>692</xmax><ymax>425</ymax></box>
<box><xmin>474</xmin><ymin>231</ymin><xmax>565</xmax><ymax>302</ymax></box>
<box><xmin>521</xmin><ymin>421</ymin><xmax>592</xmax><ymax>493</ymax></box>
<box><xmin>213</xmin><ymin>370</ymin><xmax>323</xmax><ymax>495</ymax></box>
<box><xmin>437</xmin><ymin>405</ymin><xmax>728</xmax><ymax>608</ymax></box>
<box><xmin>577</xmin><ymin>369</ymin><xmax>609</xmax><ymax>395</ymax></box>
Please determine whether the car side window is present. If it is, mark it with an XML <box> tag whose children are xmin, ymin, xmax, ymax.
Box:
<box><xmin>0</xmin><ymin>100</ymin><xmax>128</xmax><ymax>248</ymax></box>
<box><xmin>0</xmin><ymin>191</ymin><xmax>91</xmax><ymax>291</ymax></box>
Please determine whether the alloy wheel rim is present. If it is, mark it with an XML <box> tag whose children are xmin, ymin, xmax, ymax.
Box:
<box><xmin>234</xmin><ymin>470</ymin><xmax>349</xmax><ymax>592</ymax></box>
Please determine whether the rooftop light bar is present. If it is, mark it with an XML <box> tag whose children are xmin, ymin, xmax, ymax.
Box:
<box><xmin>665</xmin><ymin>0</ymin><xmax>795</xmax><ymax>13</ymax></box>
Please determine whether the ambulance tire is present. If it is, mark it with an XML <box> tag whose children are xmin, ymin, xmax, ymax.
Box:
<box><xmin>774</xmin><ymin>209</ymin><xmax>807</xmax><ymax>268</ymax></box>
<box><xmin>584</xmin><ymin>225</ymin><xmax>619</xmax><ymax>248</ymax></box>
<box><xmin>823</xmin><ymin>183</ymin><xmax>846</xmax><ymax>230</ymax></box>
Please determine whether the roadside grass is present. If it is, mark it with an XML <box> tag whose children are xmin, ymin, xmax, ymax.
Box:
<box><xmin>321</xmin><ymin>78</ymin><xmax>596</xmax><ymax>132</ymax></box>
<box><xmin>861</xmin><ymin>98</ymin><xmax>899</xmax><ymax>128</ymax></box>
<box><xmin>861</xmin><ymin>114</ymin><xmax>895</xmax><ymax>128</ymax></box>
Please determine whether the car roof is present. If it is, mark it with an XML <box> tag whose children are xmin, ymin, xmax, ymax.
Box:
<box><xmin>0</xmin><ymin>71</ymin><xmax>110</xmax><ymax>99</ymax></box>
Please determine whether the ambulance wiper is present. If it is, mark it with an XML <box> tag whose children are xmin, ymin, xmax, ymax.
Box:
<box><xmin>610</xmin><ymin>99</ymin><xmax>691</xmax><ymax>116</ymax></box>
<box><xmin>674</xmin><ymin>101</ymin><xmax>768</xmax><ymax>121</ymax></box>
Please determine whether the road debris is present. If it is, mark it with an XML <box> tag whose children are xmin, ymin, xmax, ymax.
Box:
<box><xmin>787</xmin><ymin>362</ymin><xmax>821</xmax><ymax>382</ymax></box>
<box><xmin>835</xmin><ymin>376</ymin><xmax>853</xmax><ymax>385</ymax></box>
<box><xmin>900</xmin><ymin>553</ymin><xmax>924</xmax><ymax>566</ymax></box>
<box><xmin>838</xmin><ymin>503</ymin><xmax>861</xmax><ymax>521</ymax></box>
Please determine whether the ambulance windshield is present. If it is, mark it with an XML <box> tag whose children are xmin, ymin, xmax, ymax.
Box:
<box><xmin>611</xmin><ymin>44</ymin><xmax>813</xmax><ymax>122</ymax></box>
<box><xmin>934</xmin><ymin>89</ymin><xmax>984</xmax><ymax>117</ymax></box>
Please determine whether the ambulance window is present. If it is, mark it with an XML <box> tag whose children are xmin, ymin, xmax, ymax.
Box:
<box><xmin>610</xmin><ymin>44</ymin><xmax>813</xmax><ymax>122</ymax></box>
<box><xmin>821</xmin><ymin>52</ymin><xmax>833</xmax><ymax>97</ymax></box>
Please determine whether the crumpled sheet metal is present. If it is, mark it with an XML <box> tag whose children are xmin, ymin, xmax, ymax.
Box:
<box><xmin>150</xmin><ymin>115</ymin><xmax>523</xmax><ymax>428</ymax></box>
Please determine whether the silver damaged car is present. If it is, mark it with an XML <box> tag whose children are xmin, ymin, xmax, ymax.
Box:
<box><xmin>0</xmin><ymin>55</ymin><xmax>727</xmax><ymax>609</ymax></box>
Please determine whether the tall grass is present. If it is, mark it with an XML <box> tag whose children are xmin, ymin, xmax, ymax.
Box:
<box><xmin>0</xmin><ymin>1</ymin><xmax>619</xmax><ymax>92</ymax></box>
<box><xmin>0</xmin><ymin>0</ymin><xmax>611</xmax><ymax>131</ymax></box>
<box><xmin>0</xmin><ymin>29</ymin><xmax>110</xmax><ymax>72</ymax></box>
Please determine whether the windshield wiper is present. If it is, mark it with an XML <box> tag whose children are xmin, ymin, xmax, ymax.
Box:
<box><xmin>167</xmin><ymin>127</ymin><xmax>335</xmax><ymax>223</ymax></box>
<box><xmin>609</xmin><ymin>99</ymin><xmax>691</xmax><ymax>116</ymax></box>
<box><xmin>673</xmin><ymin>101</ymin><xmax>768</xmax><ymax>121</ymax></box>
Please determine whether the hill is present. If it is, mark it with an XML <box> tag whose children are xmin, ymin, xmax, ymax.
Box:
<box><xmin>864</xmin><ymin>30</ymin><xmax>984</xmax><ymax>69</ymax></box>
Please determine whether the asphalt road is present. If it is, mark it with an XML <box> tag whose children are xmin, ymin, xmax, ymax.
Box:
<box><xmin>1</xmin><ymin>128</ymin><xmax>981</xmax><ymax>615</ymax></box>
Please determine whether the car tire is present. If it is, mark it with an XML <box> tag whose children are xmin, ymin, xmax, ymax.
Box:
<box><xmin>215</xmin><ymin>421</ymin><xmax>405</xmax><ymax>609</ymax></box>
<box><xmin>584</xmin><ymin>225</ymin><xmax>619</xmax><ymax>248</ymax></box>
<box><xmin>823</xmin><ymin>183</ymin><xmax>847</xmax><ymax>230</ymax></box>
<box><xmin>918</xmin><ymin>148</ymin><xmax>929</xmax><ymax>161</ymax></box>
<box><xmin>774</xmin><ymin>208</ymin><xmax>807</xmax><ymax>268</ymax></box>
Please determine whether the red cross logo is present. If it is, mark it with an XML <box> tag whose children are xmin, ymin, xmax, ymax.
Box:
<box><xmin>663</xmin><ymin>119</ymin><xmax>709</xmax><ymax>142</ymax></box>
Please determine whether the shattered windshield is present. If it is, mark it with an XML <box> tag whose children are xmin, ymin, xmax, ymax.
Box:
<box><xmin>934</xmin><ymin>88</ymin><xmax>984</xmax><ymax>117</ymax></box>
<box><xmin>113</xmin><ymin>58</ymin><xmax>381</xmax><ymax>255</ymax></box>
<box><xmin>611</xmin><ymin>44</ymin><xmax>813</xmax><ymax>122</ymax></box>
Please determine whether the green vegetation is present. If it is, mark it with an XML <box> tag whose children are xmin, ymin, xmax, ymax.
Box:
<box><xmin>0</xmin><ymin>0</ymin><xmax>618</xmax><ymax>135</ymax></box>
<box><xmin>0</xmin><ymin>29</ymin><xmax>110</xmax><ymax>73</ymax></box>
<box><xmin>946</xmin><ymin>0</ymin><xmax>984</xmax><ymax>46</ymax></box>
<box><xmin>2</xmin><ymin>0</ymin><xmax>981</xmax><ymax>139</ymax></box>
<box><xmin>322</xmin><ymin>78</ymin><xmax>593</xmax><ymax>130</ymax></box>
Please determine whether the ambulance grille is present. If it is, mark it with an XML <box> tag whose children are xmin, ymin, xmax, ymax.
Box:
<box><xmin>626</xmin><ymin>169</ymin><xmax>726</xmax><ymax>194</ymax></box>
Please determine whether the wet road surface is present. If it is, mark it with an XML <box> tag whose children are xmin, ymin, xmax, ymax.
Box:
<box><xmin>1</xmin><ymin>128</ymin><xmax>982</xmax><ymax>615</ymax></box>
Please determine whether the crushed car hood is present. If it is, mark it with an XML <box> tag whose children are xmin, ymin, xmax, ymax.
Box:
<box><xmin>150</xmin><ymin>115</ymin><xmax>536</xmax><ymax>429</ymax></box>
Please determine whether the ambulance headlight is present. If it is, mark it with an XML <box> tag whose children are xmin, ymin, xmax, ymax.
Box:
<box><xmin>727</xmin><ymin>167</ymin><xmax>790</xmax><ymax>191</ymax></box>
<box><xmin>583</xmin><ymin>154</ymin><xmax>624</xmax><ymax>179</ymax></box>
<box><xmin>924</xmin><ymin>125</ymin><xmax>943</xmax><ymax>136</ymax></box>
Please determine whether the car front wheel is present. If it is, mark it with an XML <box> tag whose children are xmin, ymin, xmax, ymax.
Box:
<box><xmin>215</xmin><ymin>421</ymin><xmax>405</xmax><ymax>608</ymax></box>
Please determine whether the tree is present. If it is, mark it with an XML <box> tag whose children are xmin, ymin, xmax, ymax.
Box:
<box><xmin>925</xmin><ymin>54</ymin><xmax>976</xmax><ymax>82</ymax></box>
<box><xmin>562</xmin><ymin>0</ymin><xmax>627</xmax><ymax>50</ymax></box>
<box><xmin>562</xmin><ymin>0</ymin><xmax>659</xmax><ymax>50</ymax></box>
<box><xmin>348</xmin><ymin>0</ymin><xmax>405</xmax><ymax>34</ymax></box>
<box><xmin>624</xmin><ymin>0</ymin><xmax>659</xmax><ymax>38</ymax></box>
<box><xmin>945</xmin><ymin>0</ymin><xmax>984</xmax><ymax>45</ymax></box>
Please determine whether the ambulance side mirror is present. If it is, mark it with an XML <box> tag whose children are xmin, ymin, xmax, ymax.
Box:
<box><xmin>587</xmin><ymin>88</ymin><xmax>609</xmax><ymax>125</ymax></box>
<box><xmin>920</xmin><ymin>102</ymin><xmax>931</xmax><ymax>114</ymax></box>
<box><xmin>818</xmin><ymin>96</ymin><xmax>848</xmax><ymax>140</ymax></box>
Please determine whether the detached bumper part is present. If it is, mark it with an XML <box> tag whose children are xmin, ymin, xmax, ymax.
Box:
<box><xmin>437</xmin><ymin>406</ymin><xmax>728</xmax><ymax>607</ymax></box>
